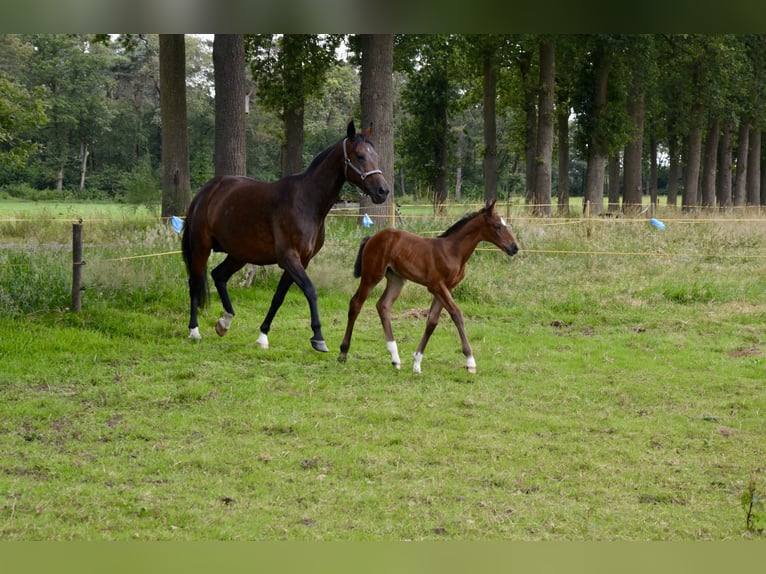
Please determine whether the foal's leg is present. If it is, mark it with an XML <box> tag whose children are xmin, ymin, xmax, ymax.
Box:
<box><xmin>338</xmin><ymin>281</ymin><xmax>373</xmax><ymax>363</ymax></box>
<box><xmin>376</xmin><ymin>272</ymin><xmax>406</xmax><ymax>369</ymax></box>
<box><xmin>434</xmin><ymin>287</ymin><xmax>476</xmax><ymax>373</ymax></box>
<box><xmin>211</xmin><ymin>256</ymin><xmax>247</xmax><ymax>336</ymax></box>
<box><xmin>412</xmin><ymin>296</ymin><xmax>444</xmax><ymax>374</ymax></box>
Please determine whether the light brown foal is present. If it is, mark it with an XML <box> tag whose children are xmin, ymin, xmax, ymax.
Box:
<box><xmin>338</xmin><ymin>200</ymin><xmax>519</xmax><ymax>374</ymax></box>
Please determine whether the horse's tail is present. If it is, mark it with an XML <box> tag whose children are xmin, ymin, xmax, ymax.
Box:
<box><xmin>181</xmin><ymin>193</ymin><xmax>209</xmax><ymax>309</ymax></box>
<box><xmin>353</xmin><ymin>236</ymin><xmax>371</xmax><ymax>278</ymax></box>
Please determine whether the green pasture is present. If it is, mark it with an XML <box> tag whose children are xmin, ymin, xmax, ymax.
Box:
<box><xmin>1</xmin><ymin>199</ymin><xmax>765</xmax><ymax>540</ymax></box>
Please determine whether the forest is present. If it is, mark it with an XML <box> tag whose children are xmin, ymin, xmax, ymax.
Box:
<box><xmin>2</xmin><ymin>34</ymin><xmax>766</xmax><ymax>217</ymax></box>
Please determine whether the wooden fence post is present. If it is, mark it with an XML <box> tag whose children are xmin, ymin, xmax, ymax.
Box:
<box><xmin>72</xmin><ymin>219</ymin><xmax>83</xmax><ymax>312</ymax></box>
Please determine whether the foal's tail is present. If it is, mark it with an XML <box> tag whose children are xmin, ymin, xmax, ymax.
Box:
<box><xmin>181</xmin><ymin>197</ymin><xmax>209</xmax><ymax>309</ymax></box>
<box><xmin>353</xmin><ymin>236</ymin><xmax>371</xmax><ymax>278</ymax></box>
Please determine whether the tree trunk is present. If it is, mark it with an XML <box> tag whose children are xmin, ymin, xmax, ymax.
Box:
<box><xmin>717</xmin><ymin>120</ymin><xmax>732</xmax><ymax>209</ymax></box>
<box><xmin>57</xmin><ymin>165</ymin><xmax>64</xmax><ymax>194</ymax></box>
<box><xmin>700</xmin><ymin>117</ymin><xmax>719</xmax><ymax>209</ymax></box>
<box><xmin>584</xmin><ymin>152</ymin><xmax>607</xmax><ymax>216</ymax></box>
<box><xmin>747</xmin><ymin>126</ymin><xmax>761</xmax><ymax>206</ymax></box>
<box><xmin>622</xmin><ymin>90</ymin><xmax>645</xmax><ymax>214</ymax></box>
<box><xmin>682</xmin><ymin>124</ymin><xmax>702</xmax><ymax>211</ymax></box>
<box><xmin>359</xmin><ymin>34</ymin><xmax>394</xmax><ymax>226</ymax></box>
<box><xmin>533</xmin><ymin>40</ymin><xmax>554</xmax><ymax>217</ymax></box>
<box><xmin>556</xmin><ymin>98</ymin><xmax>570</xmax><ymax>215</ymax></box>
<box><xmin>79</xmin><ymin>141</ymin><xmax>89</xmax><ymax>191</ymax></box>
<box><xmin>159</xmin><ymin>34</ymin><xmax>191</xmax><ymax>218</ymax></box>
<box><xmin>482</xmin><ymin>47</ymin><xmax>498</xmax><ymax>203</ymax></box>
<box><xmin>648</xmin><ymin>136</ymin><xmax>658</xmax><ymax>209</ymax></box>
<box><xmin>734</xmin><ymin>120</ymin><xmax>749</xmax><ymax>207</ymax></box>
<box><xmin>667</xmin><ymin>136</ymin><xmax>679</xmax><ymax>207</ymax></box>
<box><xmin>584</xmin><ymin>50</ymin><xmax>611</xmax><ymax>216</ymax></box>
<box><xmin>213</xmin><ymin>34</ymin><xmax>246</xmax><ymax>177</ymax></box>
<box><xmin>519</xmin><ymin>50</ymin><xmax>536</xmax><ymax>206</ymax></box>
<box><xmin>607</xmin><ymin>154</ymin><xmax>620</xmax><ymax>212</ymax></box>
<box><xmin>282</xmin><ymin>105</ymin><xmax>304</xmax><ymax>176</ymax></box>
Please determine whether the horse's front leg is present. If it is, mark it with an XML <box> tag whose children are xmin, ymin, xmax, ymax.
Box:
<box><xmin>376</xmin><ymin>273</ymin><xmax>406</xmax><ymax>369</ymax></box>
<box><xmin>211</xmin><ymin>257</ymin><xmax>246</xmax><ymax>337</ymax></box>
<box><xmin>412</xmin><ymin>296</ymin><xmax>444</xmax><ymax>374</ymax></box>
<box><xmin>289</xmin><ymin>262</ymin><xmax>328</xmax><ymax>352</ymax></box>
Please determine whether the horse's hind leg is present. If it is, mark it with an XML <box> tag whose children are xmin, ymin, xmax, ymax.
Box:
<box><xmin>376</xmin><ymin>272</ymin><xmax>406</xmax><ymax>369</ymax></box>
<box><xmin>436</xmin><ymin>288</ymin><xmax>476</xmax><ymax>374</ymax></box>
<box><xmin>257</xmin><ymin>271</ymin><xmax>294</xmax><ymax>349</ymax></box>
<box><xmin>211</xmin><ymin>256</ymin><xmax>246</xmax><ymax>336</ymax></box>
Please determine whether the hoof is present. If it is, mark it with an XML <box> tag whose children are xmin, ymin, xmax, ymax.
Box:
<box><xmin>214</xmin><ymin>320</ymin><xmax>229</xmax><ymax>337</ymax></box>
<box><xmin>256</xmin><ymin>332</ymin><xmax>269</xmax><ymax>349</ymax></box>
<box><xmin>467</xmin><ymin>366</ymin><xmax>477</xmax><ymax>374</ymax></box>
<box><xmin>188</xmin><ymin>327</ymin><xmax>202</xmax><ymax>340</ymax></box>
<box><xmin>338</xmin><ymin>354</ymin><xmax>347</xmax><ymax>363</ymax></box>
<box><xmin>311</xmin><ymin>339</ymin><xmax>329</xmax><ymax>353</ymax></box>
<box><xmin>392</xmin><ymin>362</ymin><xmax>401</xmax><ymax>370</ymax></box>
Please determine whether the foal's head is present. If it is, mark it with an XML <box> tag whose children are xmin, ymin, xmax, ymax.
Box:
<box><xmin>480</xmin><ymin>200</ymin><xmax>519</xmax><ymax>257</ymax></box>
<box><xmin>343</xmin><ymin>121</ymin><xmax>390</xmax><ymax>205</ymax></box>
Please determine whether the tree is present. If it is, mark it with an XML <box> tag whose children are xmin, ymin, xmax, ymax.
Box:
<box><xmin>213</xmin><ymin>34</ymin><xmax>246</xmax><ymax>176</ymax></box>
<box><xmin>357</xmin><ymin>34</ymin><xmax>395</xmax><ymax>226</ymax></box>
<box><xmin>533</xmin><ymin>39</ymin><xmax>555</xmax><ymax>216</ymax></box>
<box><xmin>0</xmin><ymin>71</ymin><xmax>47</xmax><ymax>169</ymax></box>
<box><xmin>396</xmin><ymin>34</ymin><xmax>459</xmax><ymax>211</ymax></box>
<box><xmin>23</xmin><ymin>34</ymin><xmax>114</xmax><ymax>193</ymax></box>
<box><xmin>245</xmin><ymin>34</ymin><xmax>342</xmax><ymax>176</ymax></box>
<box><xmin>159</xmin><ymin>34</ymin><xmax>191</xmax><ymax>217</ymax></box>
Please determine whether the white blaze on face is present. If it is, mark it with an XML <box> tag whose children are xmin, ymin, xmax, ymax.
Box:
<box><xmin>500</xmin><ymin>217</ymin><xmax>507</xmax><ymax>227</ymax></box>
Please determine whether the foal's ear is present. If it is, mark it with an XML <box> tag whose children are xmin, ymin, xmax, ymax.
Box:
<box><xmin>347</xmin><ymin>120</ymin><xmax>356</xmax><ymax>139</ymax></box>
<box><xmin>485</xmin><ymin>198</ymin><xmax>497</xmax><ymax>211</ymax></box>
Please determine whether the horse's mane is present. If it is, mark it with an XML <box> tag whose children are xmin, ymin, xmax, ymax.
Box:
<box><xmin>438</xmin><ymin>205</ymin><xmax>489</xmax><ymax>238</ymax></box>
<box><xmin>304</xmin><ymin>134</ymin><xmax>376</xmax><ymax>172</ymax></box>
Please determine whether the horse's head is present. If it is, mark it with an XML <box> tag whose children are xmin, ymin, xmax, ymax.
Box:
<box><xmin>482</xmin><ymin>199</ymin><xmax>519</xmax><ymax>257</ymax></box>
<box><xmin>343</xmin><ymin>120</ymin><xmax>390</xmax><ymax>204</ymax></box>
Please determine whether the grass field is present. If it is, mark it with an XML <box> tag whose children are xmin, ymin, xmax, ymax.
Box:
<box><xmin>1</xmin><ymin>198</ymin><xmax>765</xmax><ymax>540</ymax></box>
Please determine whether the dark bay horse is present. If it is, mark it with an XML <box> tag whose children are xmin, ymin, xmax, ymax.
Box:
<box><xmin>338</xmin><ymin>200</ymin><xmax>519</xmax><ymax>373</ymax></box>
<box><xmin>182</xmin><ymin>120</ymin><xmax>390</xmax><ymax>351</ymax></box>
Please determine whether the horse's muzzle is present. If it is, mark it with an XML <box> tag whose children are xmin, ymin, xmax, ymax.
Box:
<box><xmin>368</xmin><ymin>179</ymin><xmax>390</xmax><ymax>204</ymax></box>
<box><xmin>505</xmin><ymin>243</ymin><xmax>520</xmax><ymax>256</ymax></box>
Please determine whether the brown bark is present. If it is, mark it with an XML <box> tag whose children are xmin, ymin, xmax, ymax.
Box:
<box><xmin>700</xmin><ymin>117</ymin><xmax>719</xmax><ymax>209</ymax></box>
<box><xmin>622</xmin><ymin>90</ymin><xmax>645</xmax><ymax>214</ymax></box>
<box><xmin>159</xmin><ymin>34</ymin><xmax>191</xmax><ymax>218</ymax></box>
<box><xmin>734</xmin><ymin>120</ymin><xmax>749</xmax><ymax>207</ymax></box>
<box><xmin>747</xmin><ymin>127</ymin><xmax>761</xmax><ymax>206</ymax></box>
<box><xmin>213</xmin><ymin>34</ymin><xmax>247</xmax><ymax>177</ymax></box>
<box><xmin>483</xmin><ymin>49</ymin><xmax>498</xmax><ymax>203</ymax></box>
<box><xmin>359</xmin><ymin>34</ymin><xmax>394</xmax><ymax>226</ymax></box>
<box><xmin>533</xmin><ymin>41</ymin><xmax>554</xmax><ymax>217</ymax></box>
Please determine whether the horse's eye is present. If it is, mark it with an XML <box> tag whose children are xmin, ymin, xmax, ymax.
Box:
<box><xmin>356</xmin><ymin>155</ymin><xmax>365</xmax><ymax>162</ymax></box>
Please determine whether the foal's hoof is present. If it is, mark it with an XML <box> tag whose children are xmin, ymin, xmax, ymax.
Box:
<box><xmin>466</xmin><ymin>366</ymin><xmax>477</xmax><ymax>374</ymax></box>
<box><xmin>337</xmin><ymin>354</ymin><xmax>347</xmax><ymax>363</ymax></box>
<box><xmin>188</xmin><ymin>327</ymin><xmax>201</xmax><ymax>340</ymax></box>
<box><xmin>214</xmin><ymin>320</ymin><xmax>229</xmax><ymax>337</ymax></box>
<box><xmin>392</xmin><ymin>362</ymin><xmax>401</xmax><ymax>370</ymax></box>
<box><xmin>311</xmin><ymin>339</ymin><xmax>329</xmax><ymax>353</ymax></box>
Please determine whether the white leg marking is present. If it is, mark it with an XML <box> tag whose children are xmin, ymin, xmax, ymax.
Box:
<box><xmin>256</xmin><ymin>332</ymin><xmax>269</xmax><ymax>349</ymax></box>
<box><xmin>466</xmin><ymin>355</ymin><xmax>477</xmax><ymax>374</ymax></box>
<box><xmin>413</xmin><ymin>351</ymin><xmax>423</xmax><ymax>374</ymax></box>
<box><xmin>386</xmin><ymin>340</ymin><xmax>401</xmax><ymax>369</ymax></box>
<box><xmin>215</xmin><ymin>311</ymin><xmax>234</xmax><ymax>336</ymax></box>
<box><xmin>188</xmin><ymin>327</ymin><xmax>201</xmax><ymax>340</ymax></box>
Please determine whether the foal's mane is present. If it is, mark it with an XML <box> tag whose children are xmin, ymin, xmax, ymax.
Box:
<box><xmin>438</xmin><ymin>204</ymin><xmax>490</xmax><ymax>238</ymax></box>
